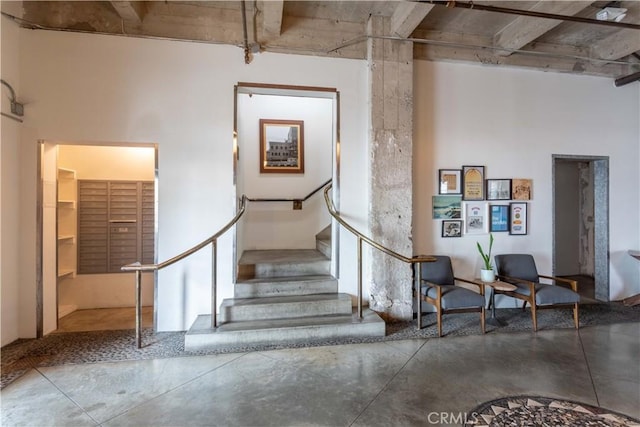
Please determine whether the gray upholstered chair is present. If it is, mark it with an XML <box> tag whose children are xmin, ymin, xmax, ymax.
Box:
<box><xmin>494</xmin><ymin>254</ymin><xmax>580</xmax><ymax>331</ymax></box>
<box><xmin>418</xmin><ymin>256</ymin><xmax>486</xmax><ymax>337</ymax></box>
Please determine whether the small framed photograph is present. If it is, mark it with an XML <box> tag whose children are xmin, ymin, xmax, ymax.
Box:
<box><xmin>442</xmin><ymin>220</ymin><xmax>463</xmax><ymax>238</ymax></box>
<box><xmin>509</xmin><ymin>202</ymin><xmax>528</xmax><ymax>235</ymax></box>
<box><xmin>463</xmin><ymin>201</ymin><xmax>489</xmax><ymax>234</ymax></box>
<box><xmin>512</xmin><ymin>178</ymin><xmax>532</xmax><ymax>200</ymax></box>
<box><xmin>438</xmin><ymin>169</ymin><xmax>462</xmax><ymax>194</ymax></box>
<box><xmin>462</xmin><ymin>165</ymin><xmax>485</xmax><ymax>200</ymax></box>
<box><xmin>486</xmin><ymin>179</ymin><xmax>512</xmax><ymax>200</ymax></box>
<box><xmin>260</xmin><ymin>119</ymin><xmax>304</xmax><ymax>174</ymax></box>
<box><xmin>490</xmin><ymin>205</ymin><xmax>509</xmax><ymax>232</ymax></box>
<box><xmin>432</xmin><ymin>195</ymin><xmax>462</xmax><ymax>219</ymax></box>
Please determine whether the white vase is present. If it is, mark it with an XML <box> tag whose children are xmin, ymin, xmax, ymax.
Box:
<box><xmin>480</xmin><ymin>269</ymin><xmax>495</xmax><ymax>283</ymax></box>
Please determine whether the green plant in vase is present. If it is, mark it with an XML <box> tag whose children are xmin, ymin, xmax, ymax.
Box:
<box><xmin>477</xmin><ymin>233</ymin><xmax>495</xmax><ymax>282</ymax></box>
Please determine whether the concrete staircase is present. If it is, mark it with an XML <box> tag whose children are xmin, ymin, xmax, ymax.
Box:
<box><xmin>184</xmin><ymin>228</ymin><xmax>386</xmax><ymax>351</ymax></box>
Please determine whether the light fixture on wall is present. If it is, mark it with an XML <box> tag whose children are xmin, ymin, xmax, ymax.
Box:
<box><xmin>1</xmin><ymin>79</ymin><xmax>24</xmax><ymax>116</ymax></box>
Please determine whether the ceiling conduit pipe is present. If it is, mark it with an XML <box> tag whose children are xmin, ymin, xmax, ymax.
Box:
<box><xmin>241</xmin><ymin>0</ymin><xmax>251</xmax><ymax>64</ymax></box>
<box><xmin>418</xmin><ymin>0</ymin><xmax>640</xmax><ymax>30</ymax></box>
<box><xmin>615</xmin><ymin>71</ymin><xmax>640</xmax><ymax>87</ymax></box>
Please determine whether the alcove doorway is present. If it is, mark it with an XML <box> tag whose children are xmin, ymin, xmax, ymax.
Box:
<box><xmin>39</xmin><ymin>141</ymin><xmax>157</xmax><ymax>336</ymax></box>
<box><xmin>553</xmin><ymin>155</ymin><xmax>609</xmax><ymax>302</ymax></box>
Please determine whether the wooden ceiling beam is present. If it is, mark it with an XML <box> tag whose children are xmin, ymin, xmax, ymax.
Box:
<box><xmin>110</xmin><ymin>1</ymin><xmax>146</xmax><ymax>24</ymax></box>
<box><xmin>493</xmin><ymin>1</ymin><xmax>594</xmax><ymax>57</ymax></box>
<box><xmin>390</xmin><ymin>2</ymin><xmax>435</xmax><ymax>38</ymax></box>
<box><xmin>592</xmin><ymin>29</ymin><xmax>640</xmax><ymax>61</ymax></box>
<box><xmin>412</xmin><ymin>29</ymin><xmax>632</xmax><ymax>78</ymax></box>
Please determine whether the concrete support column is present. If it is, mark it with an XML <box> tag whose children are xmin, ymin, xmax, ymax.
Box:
<box><xmin>367</xmin><ymin>16</ymin><xmax>414</xmax><ymax>321</ymax></box>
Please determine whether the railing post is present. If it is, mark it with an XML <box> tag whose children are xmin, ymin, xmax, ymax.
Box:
<box><xmin>212</xmin><ymin>240</ymin><xmax>217</xmax><ymax>329</ymax></box>
<box><xmin>416</xmin><ymin>262</ymin><xmax>422</xmax><ymax>329</ymax></box>
<box><xmin>135</xmin><ymin>270</ymin><xmax>142</xmax><ymax>348</ymax></box>
<box><xmin>357</xmin><ymin>236</ymin><xmax>363</xmax><ymax>319</ymax></box>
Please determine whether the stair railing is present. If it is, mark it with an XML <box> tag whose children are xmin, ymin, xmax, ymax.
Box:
<box><xmin>323</xmin><ymin>184</ymin><xmax>435</xmax><ymax>327</ymax></box>
<box><xmin>122</xmin><ymin>195</ymin><xmax>247</xmax><ymax>348</ymax></box>
<box><xmin>246</xmin><ymin>178</ymin><xmax>332</xmax><ymax>208</ymax></box>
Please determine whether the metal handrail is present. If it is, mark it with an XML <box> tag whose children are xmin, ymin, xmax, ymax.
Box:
<box><xmin>122</xmin><ymin>195</ymin><xmax>247</xmax><ymax>348</ymax></box>
<box><xmin>247</xmin><ymin>178</ymin><xmax>332</xmax><ymax>203</ymax></box>
<box><xmin>323</xmin><ymin>184</ymin><xmax>435</xmax><ymax>326</ymax></box>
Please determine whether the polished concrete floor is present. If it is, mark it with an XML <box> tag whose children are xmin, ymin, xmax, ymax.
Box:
<box><xmin>2</xmin><ymin>318</ymin><xmax>638</xmax><ymax>426</ymax></box>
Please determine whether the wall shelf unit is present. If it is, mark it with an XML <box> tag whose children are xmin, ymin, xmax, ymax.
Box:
<box><xmin>57</xmin><ymin>269</ymin><xmax>75</xmax><ymax>279</ymax></box>
<box><xmin>58</xmin><ymin>167</ymin><xmax>77</xmax><ymax>279</ymax></box>
<box><xmin>58</xmin><ymin>200</ymin><xmax>76</xmax><ymax>208</ymax></box>
<box><xmin>58</xmin><ymin>167</ymin><xmax>76</xmax><ymax>180</ymax></box>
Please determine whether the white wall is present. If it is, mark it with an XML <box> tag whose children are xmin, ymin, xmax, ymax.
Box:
<box><xmin>8</xmin><ymin>28</ymin><xmax>638</xmax><ymax>339</ymax></box>
<box><xmin>59</xmin><ymin>145</ymin><xmax>155</xmax><ymax>180</ymax></box>
<box><xmin>16</xmin><ymin>30</ymin><xmax>369</xmax><ymax>332</ymax></box>
<box><xmin>1</xmin><ymin>7</ymin><xmax>23</xmax><ymax>345</ymax></box>
<box><xmin>413</xmin><ymin>60</ymin><xmax>640</xmax><ymax>303</ymax></box>
<box><xmin>238</xmin><ymin>93</ymin><xmax>332</xmax><ymax>250</ymax></box>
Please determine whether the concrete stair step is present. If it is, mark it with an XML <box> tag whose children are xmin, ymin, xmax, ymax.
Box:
<box><xmin>238</xmin><ymin>249</ymin><xmax>330</xmax><ymax>279</ymax></box>
<box><xmin>185</xmin><ymin>308</ymin><xmax>386</xmax><ymax>351</ymax></box>
<box><xmin>220</xmin><ymin>293</ymin><xmax>352</xmax><ymax>322</ymax></box>
<box><xmin>315</xmin><ymin>225</ymin><xmax>332</xmax><ymax>258</ymax></box>
<box><xmin>316</xmin><ymin>239</ymin><xmax>331</xmax><ymax>259</ymax></box>
<box><xmin>234</xmin><ymin>274</ymin><xmax>338</xmax><ymax>298</ymax></box>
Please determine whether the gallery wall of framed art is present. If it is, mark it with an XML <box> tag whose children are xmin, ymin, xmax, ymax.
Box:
<box><xmin>434</xmin><ymin>165</ymin><xmax>532</xmax><ymax>237</ymax></box>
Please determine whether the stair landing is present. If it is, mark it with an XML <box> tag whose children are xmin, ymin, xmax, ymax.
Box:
<box><xmin>185</xmin><ymin>309</ymin><xmax>385</xmax><ymax>351</ymax></box>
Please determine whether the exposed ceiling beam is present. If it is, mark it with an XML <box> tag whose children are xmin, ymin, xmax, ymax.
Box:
<box><xmin>493</xmin><ymin>1</ymin><xmax>594</xmax><ymax>57</ymax></box>
<box><xmin>110</xmin><ymin>1</ymin><xmax>146</xmax><ymax>24</ymax></box>
<box><xmin>411</xmin><ymin>29</ymin><xmax>633</xmax><ymax>78</ymax></box>
<box><xmin>390</xmin><ymin>2</ymin><xmax>435</xmax><ymax>38</ymax></box>
<box><xmin>592</xmin><ymin>29</ymin><xmax>640</xmax><ymax>61</ymax></box>
<box><xmin>260</xmin><ymin>0</ymin><xmax>283</xmax><ymax>39</ymax></box>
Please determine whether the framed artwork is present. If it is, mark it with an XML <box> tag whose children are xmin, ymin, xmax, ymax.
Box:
<box><xmin>490</xmin><ymin>204</ymin><xmax>510</xmax><ymax>232</ymax></box>
<box><xmin>442</xmin><ymin>220</ymin><xmax>463</xmax><ymax>238</ymax></box>
<box><xmin>439</xmin><ymin>169</ymin><xmax>462</xmax><ymax>195</ymax></box>
<box><xmin>432</xmin><ymin>195</ymin><xmax>462</xmax><ymax>219</ymax></box>
<box><xmin>462</xmin><ymin>165</ymin><xmax>485</xmax><ymax>200</ymax></box>
<box><xmin>463</xmin><ymin>201</ymin><xmax>489</xmax><ymax>234</ymax></box>
<box><xmin>259</xmin><ymin>119</ymin><xmax>305</xmax><ymax>174</ymax></box>
<box><xmin>512</xmin><ymin>178</ymin><xmax>532</xmax><ymax>200</ymax></box>
<box><xmin>509</xmin><ymin>202</ymin><xmax>528</xmax><ymax>235</ymax></box>
<box><xmin>486</xmin><ymin>179</ymin><xmax>512</xmax><ymax>200</ymax></box>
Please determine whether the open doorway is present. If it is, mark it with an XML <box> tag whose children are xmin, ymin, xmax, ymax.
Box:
<box><xmin>233</xmin><ymin>83</ymin><xmax>341</xmax><ymax>279</ymax></box>
<box><xmin>553</xmin><ymin>155</ymin><xmax>609</xmax><ymax>302</ymax></box>
<box><xmin>38</xmin><ymin>141</ymin><xmax>157</xmax><ymax>336</ymax></box>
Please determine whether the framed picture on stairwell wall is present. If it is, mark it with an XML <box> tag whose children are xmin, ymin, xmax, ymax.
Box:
<box><xmin>260</xmin><ymin>119</ymin><xmax>305</xmax><ymax>174</ymax></box>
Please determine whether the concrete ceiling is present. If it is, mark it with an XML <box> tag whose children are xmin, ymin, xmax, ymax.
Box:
<box><xmin>5</xmin><ymin>1</ymin><xmax>640</xmax><ymax>82</ymax></box>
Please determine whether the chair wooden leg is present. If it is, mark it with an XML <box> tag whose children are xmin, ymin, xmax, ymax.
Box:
<box><xmin>437</xmin><ymin>310</ymin><xmax>443</xmax><ymax>337</ymax></box>
<box><xmin>480</xmin><ymin>307</ymin><xmax>486</xmax><ymax>334</ymax></box>
<box><xmin>573</xmin><ymin>303</ymin><xmax>579</xmax><ymax>329</ymax></box>
<box><xmin>522</xmin><ymin>301</ymin><xmax>527</xmax><ymax>310</ymax></box>
<box><xmin>531</xmin><ymin>303</ymin><xmax>538</xmax><ymax>332</ymax></box>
